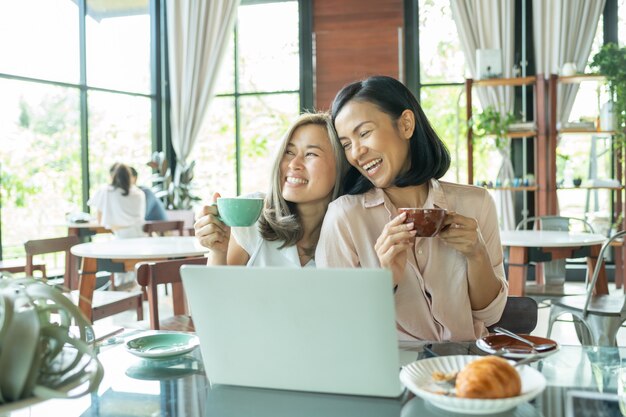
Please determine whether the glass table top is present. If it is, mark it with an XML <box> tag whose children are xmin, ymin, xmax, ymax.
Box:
<box><xmin>3</xmin><ymin>337</ymin><xmax>625</xmax><ymax>417</ymax></box>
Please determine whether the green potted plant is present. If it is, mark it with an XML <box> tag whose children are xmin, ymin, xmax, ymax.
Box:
<box><xmin>590</xmin><ymin>43</ymin><xmax>626</xmax><ymax>139</ymax></box>
<box><xmin>470</xmin><ymin>106</ymin><xmax>516</xmax><ymax>150</ymax></box>
<box><xmin>148</xmin><ymin>151</ymin><xmax>201</xmax><ymax>210</ymax></box>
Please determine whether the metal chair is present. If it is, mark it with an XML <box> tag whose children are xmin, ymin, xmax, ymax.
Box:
<box><xmin>546</xmin><ymin>230</ymin><xmax>625</xmax><ymax>346</ymax></box>
<box><xmin>487</xmin><ymin>296</ymin><xmax>538</xmax><ymax>334</ymax></box>
<box><xmin>136</xmin><ymin>256</ymin><xmax>207</xmax><ymax>331</ymax></box>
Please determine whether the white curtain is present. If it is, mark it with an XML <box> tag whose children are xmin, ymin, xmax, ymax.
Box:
<box><xmin>533</xmin><ymin>0</ymin><xmax>605</xmax><ymax>125</ymax></box>
<box><xmin>451</xmin><ymin>0</ymin><xmax>516</xmax><ymax>230</ymax></box>
<box><xmin>166</xmin><ymin>0</ymin><xmax>239</xmax><ymax>173</ymax></box>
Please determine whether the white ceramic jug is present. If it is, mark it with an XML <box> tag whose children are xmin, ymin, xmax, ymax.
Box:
<box><xmin>600</xmin><ymin>101</ymin><xmax>616</xmax><ymax>132</ymax></box>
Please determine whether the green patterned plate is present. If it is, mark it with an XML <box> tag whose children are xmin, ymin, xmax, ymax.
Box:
<box><xmin>126</xmin><ymin>332</ymin><xmax>199</xmax><ymax>359</ymax></box>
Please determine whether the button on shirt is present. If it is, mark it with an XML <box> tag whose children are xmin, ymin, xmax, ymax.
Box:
<box><xmin>315</xmin><ymin>179</ymin><xmax>508</xmax><ymax>342</ymax></box>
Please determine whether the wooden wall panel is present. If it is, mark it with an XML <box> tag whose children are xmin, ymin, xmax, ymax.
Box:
<box><xmin>313</xmin><ymin>0</ymin><xmax>404</xmax><ymax>110</ymax></box>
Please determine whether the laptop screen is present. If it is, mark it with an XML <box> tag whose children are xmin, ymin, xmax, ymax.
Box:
<box><xmin>181</xmin><ymin>265</ymin><xmax>402</xmax><ymax>398</ymax></box>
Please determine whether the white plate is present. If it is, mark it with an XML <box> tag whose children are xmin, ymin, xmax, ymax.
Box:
<box><xmin>125</xmin><ymin>332</ymin><xmax>199</xmax><ymax>359</ymax></box>
<box><xmin>400</xmin><ymin>355</ymin><xmax>546</xmax><ymax>414</ymax></box>
<box><xmin>476</xmin><ymin>336</ymin><xmax>559</xmax><ymax>359</ymax></box>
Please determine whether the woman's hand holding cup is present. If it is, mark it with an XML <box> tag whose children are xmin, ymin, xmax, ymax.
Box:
<box><xmin>438</xmin><ymin>211</ymin><xmax>484</xmax><ymax>258</ymax></box>
<box><xmin>194</xmin><ymin>192</ymin><xmax>231</xmax><ymax>254</ymax></box>
<box><xmin>375</xmin><ymin>212</ymin><xmax>417</xmax><ymax>286</ymax></box>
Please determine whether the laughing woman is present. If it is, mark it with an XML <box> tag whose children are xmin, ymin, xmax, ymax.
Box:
<box><xmin>316</xmin><ymin>76</ymin><xmax>507</xmax><ymax>342</ymax></box>
<box><xmin>194</xmin><ymin>112</ymin><xmax>347</xmax><ymax>267</ymax></box>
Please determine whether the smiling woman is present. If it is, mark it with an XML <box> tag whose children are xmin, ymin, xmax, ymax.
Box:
<box><xmin>317</xmin><ymin>75</ymin><xmax>508</xmax><ymax>342</ymax></box>
<box><xmin>194</xmin><ymin>112</ymin><xmax>347</xmax><ymax>268</ymax></box>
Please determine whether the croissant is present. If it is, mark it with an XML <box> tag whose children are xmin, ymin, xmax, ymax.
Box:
<box><xmin>455</xmin><ymin>356</ymin><xmax>521</xmax><ymax>399</ymax></box>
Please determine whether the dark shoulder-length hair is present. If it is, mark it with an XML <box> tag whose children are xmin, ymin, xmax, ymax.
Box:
<box><xmin>330</xmin><ymin>75</ymin><xmax>450</xmax><ymax>195</ymax></box>
<box><xmin>109</xmin><ymin>163</ymin><xmax>131</xmax><ymax>196</ymax></box>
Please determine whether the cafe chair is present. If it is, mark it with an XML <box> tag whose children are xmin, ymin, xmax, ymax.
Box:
<box><xmin>135</xmin><ymin>256</ymin><xmax>207</xmax><ymax>331</ymax></box>
<box><xmin>25</xmin><ymin>236</ymin><xmax>81</xmax><ymax>288</ymax></box>
<box><xmin>487</xmin><ymin>296</ymin><xmax>538</xmax><ymax>335</ymax></box>
<box><xmin>1</xmin><ymin>257</ymin><xmax>46</xmax><ymax>279</ymax></box>
<box><xmin>143</xmin><ymin>220</ymin><xmax>185</xmax><ymax>236</ymax></box>
<box><xmin>546</xmin><ymin>230</ymin><xmax>626</xmax><ymax>346</ymax></box>
<box><xmin>24</xmin><ymin>236</ymin><xmax>144</xmax><ymax>323</ymax></box>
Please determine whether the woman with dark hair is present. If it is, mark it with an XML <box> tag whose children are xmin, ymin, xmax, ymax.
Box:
<box><xmin>316</xmin><ymin>76</ymin><xmax>507</xmax><ymax>342</ymax></box>
<box><xmin>194</xmin><ymin>112</ymin><xmax>347</xmax><ymax>266</ymax></box>
<box><xmin>88</xmin><ymin>163</ymin><xmax>146</xmax><ymax>238</ymax></box>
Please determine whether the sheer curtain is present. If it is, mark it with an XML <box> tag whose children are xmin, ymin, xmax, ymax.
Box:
<box><xmin>533</xmin><ymin>0</ymin><xmax>605</xmax><ymax>125</ymax></box>
<box><xmin>451</xmin><ymin>0</ymin><xmax>516</xmax><ymax>230</ymax></box>
<box><xmin>166</xmin><ymin>0</ymin><xmax>239</xmax><ymax>176</ymax></box>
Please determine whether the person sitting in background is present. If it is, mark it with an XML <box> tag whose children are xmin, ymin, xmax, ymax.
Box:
<box><xmin>89</xmin><ymin>163</ymin><xmax>146</xmax><ymax>238</ymax></box>
<box><xmin>194</xmin><ymin>112</ymin><xmax>347</xmax><ymax>267</ymax></box>
<box><xmin>130</xmin><ymin>166</ymin><xmax>168</xmax><ymax>221</ymax></box>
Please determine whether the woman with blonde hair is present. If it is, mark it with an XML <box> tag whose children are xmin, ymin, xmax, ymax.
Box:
<box><xmin>195</xmin><ymin>112</ymin><xmax>347</xmax><ymax>266</ymax></box>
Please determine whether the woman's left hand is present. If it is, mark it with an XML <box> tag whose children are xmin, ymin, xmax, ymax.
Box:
<box><xmin>438</xmin><ymin>212</ymin><xmax>485</xmax><ymax>258</ymax></box>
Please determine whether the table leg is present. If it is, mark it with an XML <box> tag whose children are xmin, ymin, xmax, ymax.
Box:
<box><xmin>587</xmin><ymin>244</ymin><xmax>608</xmax><ymax>295</ymax></box>
<box><xmin>508</xmin><ymin>247</ymin><xmax>528</xmax><ymax>296</ymax></box>
<box><xmin>78</xmin><ymin>257</ymin><xmax>97</xmax><ymax>323</ymax></box>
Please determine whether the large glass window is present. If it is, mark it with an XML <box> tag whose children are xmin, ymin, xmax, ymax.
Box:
<box><xmin>419</xmin><ymin>0</ymin><xmax>465</xmax><ymax>84</ymax></box>
<box><xmin>0</xmin><ymin>79</ymin><xmax>81</xmax><ymax>257</ymax></box>
<box><xmin>194</xmin><ymin>0</ymin><xmax>300</xmax><ymax>200</ymax></box>
<box><xmin>418</xmin><ymin>0</ymin><xmax>466</xmax><ymax>184</ymax></box>
<box><xmin>0</xmin><ymin>1</ymin><xmax>155</xmax><ymax>260</ymax></box>
<box><xmin>86</xmin><ymin>1</ymin><xmax>151</xmax><ymax>93</ymax></box>
<box><xmin>0</xmin><ymin>0</ymin><xmax>79</xmax><ymax>83</ymax></box>
<box><xmin>87</xmin><ymin>91</ymin><xmax>153</xmax><ymax>194</ymax></box>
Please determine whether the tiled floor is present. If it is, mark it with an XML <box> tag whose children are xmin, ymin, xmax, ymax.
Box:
<box><xmin>104</xmin><ymin>281</ymin><xmax>626</xmax><ymax>345</ymax></box>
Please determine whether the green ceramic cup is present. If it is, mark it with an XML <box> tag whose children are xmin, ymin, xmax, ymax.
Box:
<box><xmin>216</xmin><ymin>197</ymin><xmax>264</xmax><ymax>227</ymax></box>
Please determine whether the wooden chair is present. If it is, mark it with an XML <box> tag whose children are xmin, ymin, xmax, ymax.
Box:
<box><xmin>0</xmin><ymin>259</ymin><xmax>46</xmax><ymax>278</ymax></box>
<box><xmin>25</xmin><ymin>236</ymin><xmax>80</xmax><ymax>288</ymax></box>
<box><xmin>24</xmin><ymin>236</ymin><xmax>144</xmax><ymax>324</ymax></box>
<box><xmin>547</xmin><ymin>230</ymin><xmax>626</xmax><ymax>346</ymax></box>
<box><xmin>136</xmin><ymin>256</ymin><xmax>207</xmax><ymax>331</ymax></box>
<box><xmin>487</xmin><ymin>296</ymin><xmax>538</xmax><ymax>335</ymax></box>
<box><xmin>143</xmin><ymin>220</ymin><xmax>185</xmax><ymax>236</ymax></box>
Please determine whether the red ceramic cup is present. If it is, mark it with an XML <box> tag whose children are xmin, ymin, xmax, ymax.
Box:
<box><xmin>398</xmin><ymin>208</ymin><xmax>447</xmax><ymax>237</ymax></box>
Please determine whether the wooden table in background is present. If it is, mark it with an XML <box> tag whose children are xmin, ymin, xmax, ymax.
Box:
<box><xmin>70</xmin><ymin>237</ymin><xmax>209</xmax><ymax>321</ymax></box>
<box><xmin>500</xmin><ymin>230</ymin><xmax>607</xmax><ymax>296</ymax></box>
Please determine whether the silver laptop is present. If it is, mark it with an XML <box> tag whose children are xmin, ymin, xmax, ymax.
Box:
<box><xmin>181</xmin><ymin>266</ymin><xmax>402</xmax><ymax>398</ymax></box>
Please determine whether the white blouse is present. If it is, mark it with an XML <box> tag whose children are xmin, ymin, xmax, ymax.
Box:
<box><xmin>231</xmin><ymin>222</ymin><xmax>314</xmax><ymax>268</ymax></box>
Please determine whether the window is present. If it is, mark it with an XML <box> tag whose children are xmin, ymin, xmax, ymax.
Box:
<box><xmin>0</xmin><ymin>0</ymin><xmax>157</xmax><ymax>259</ymax></box>
<box><xmin>418</xmin><ymin>0</ymin><xmax>467</xmax><ymax>184</ymax></box>
<box><xmin>194</xmin><ymin>1</ymin><xmax>300</xmax><ymax>199</ymax></box>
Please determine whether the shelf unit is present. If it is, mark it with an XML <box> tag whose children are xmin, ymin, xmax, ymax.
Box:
<box><xmin>547</xmin><ymin>73</ymin><xmax>624</xmax><ymax>221</ymax></box>
<box><xmin>547</xmin><ymin>73</ymin><xmax>626</xmax><ymax>287</ymax></box>
<box><xmin>465</xmin><ymin>76</ymin><xmax>548</xmax><ymax>221</ymax></box>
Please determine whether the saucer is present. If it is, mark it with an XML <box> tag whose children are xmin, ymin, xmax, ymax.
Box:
<box><xmin>125</xmin><ymin>332</ymin><xmax>199</xmax><ymax>359</ymax></box>
<box><xmin>476</xmin><ymin>334</ymin><xmax>559</xmax><ymax>359</ymax></box>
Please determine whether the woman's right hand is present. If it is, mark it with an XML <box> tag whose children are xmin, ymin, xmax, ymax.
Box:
<box><xmin>374</xmin><ymin>212</ymin><xmax>416</xmax><ymax>285</ymax></box>
<box><xmin>194</xmin><ymin>192</ymin><xmax>230</xmax><ymax>254</ymax></box>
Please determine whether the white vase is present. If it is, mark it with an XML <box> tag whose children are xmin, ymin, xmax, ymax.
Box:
<box><xmin>600</xmin><ymin>101</ymin><xmax>617</xmax><ymax>132</ymax></box>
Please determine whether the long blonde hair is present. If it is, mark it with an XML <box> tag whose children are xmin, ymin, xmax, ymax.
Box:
<box><xmin>258</xmin><ymin>112</ymin><xmax>347</xmax><ymax>249</ymax></box>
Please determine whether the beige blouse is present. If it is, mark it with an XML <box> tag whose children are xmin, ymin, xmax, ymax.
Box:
<box><xmin>315</xmin><ymin>179</ymin><xmax>508</xmax><ymax>342</ymax></box>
